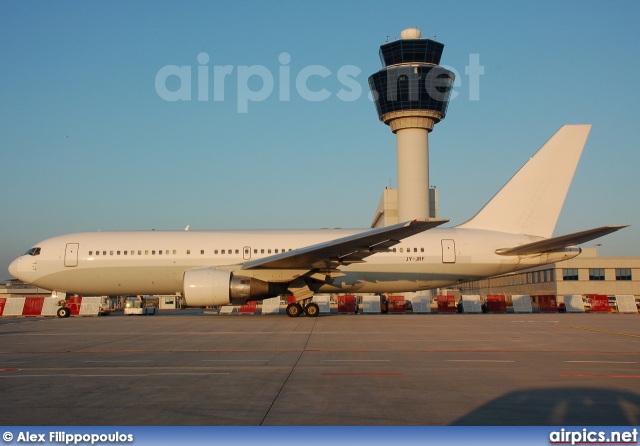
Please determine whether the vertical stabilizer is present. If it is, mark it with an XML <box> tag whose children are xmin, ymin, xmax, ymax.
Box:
<box><xmin>456</xmin><ymin>125</ymin><xmax>591</xmax><ymax>238</ymax></box>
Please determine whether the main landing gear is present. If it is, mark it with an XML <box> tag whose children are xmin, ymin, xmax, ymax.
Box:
<box><xmin>286</xmin><ymin>301</ymin><xmax>319</xmax><ymax>318</ymax></box>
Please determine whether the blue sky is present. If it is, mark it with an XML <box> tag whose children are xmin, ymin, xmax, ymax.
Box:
<box><xmin>1</xmin><ymin>0</ymin><xmax>639</xmax><ymax>277</ymax></box>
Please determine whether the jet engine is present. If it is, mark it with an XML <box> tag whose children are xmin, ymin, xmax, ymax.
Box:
<box><xmin>183</xmin><ymin>268</ymin><xmax>276</xmax><ymax>307</ymax></box>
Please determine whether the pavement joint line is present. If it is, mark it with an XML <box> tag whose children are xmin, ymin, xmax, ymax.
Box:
<box><xmin>553</xmin><ymin>323</ymin><xmax>640</xmax><ymax>338</ymax></box>
<box><xmin>259</xmin><ymin>317</ymin><xmax>317</xmax><ymax>426</ymax></box>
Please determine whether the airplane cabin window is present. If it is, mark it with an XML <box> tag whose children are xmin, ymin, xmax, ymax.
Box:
<box><xmin>268</xmin><ymin>249</ymin><xmax>272</xmax><ymax>254</ymax></box>
<box><xmin>400</xmin><ymin>248</ymin><xmax>403</xmax><ymax>253</ymax></box>
<box><xmin>186</xmin><ymin>250</ymin><xmax>190</xmax><ymax>255</ymax></box>
<box><xmin>254</xmin><ymin>249</ymin><xmax>257</xmax><ymax>254</ymax></box>
<box><xmin>221</xmin><ymin>250</ymin><xmax>225</xmax><ymax>254</ymax></box>
<box><xmin>103</xmin><ymin>251</ymin><xmax>107</xmax><ymax>255</ymax></box>
<box><xmin>89</xmin><ymin>251</ymin><xmax>93</xmax><ymax>255</ymax></box>
<box><xmin>421</xmin><ymin>248</ymin><xmax>424</xmax><ymax>252</ymax></box>
<box><xmin>159</xmin><ymin>250</ymin><xmax>162</xmax><ymax>255</ymax></box>
<box><xmin>117</xmin><ymin>251</ymin><xmax>121</xmax><ymax>255</ymax></box>
<box><xmin>110</xmin><ymin>251</ymin><xmax>114</xmax><ymax>255</ymax></box>
<box><xmin>173</xmin><ymin>250</ymin><xmax>176</xmax><ymax>255</ymax></box>
<box><xmin>235</xmin><ymin>249</ymin><xmax>239</xmax><ymax>254</ymax></box>
<box><xmin>152</xmin><ymin>251</ymin><xmax>156</xmax><ymax>255</ymax></box>
<box><xmin>145</xmin><ymin>250</ymin><xmax>148</xmax><ymax>255</ymax></box>
<box><xmin>201</xmin><ymin>250</ymin><xmax>204</xmax><ymax>255</ymax></box>
<box><xmin>275</xmin><ymin>249</ymin><xmax>279</xmax><ymax>254</ymax></box>
<box><xmin>261</xmin><ymin>249</ymin><xmax>264</xmax><ymax>254</ymax></box>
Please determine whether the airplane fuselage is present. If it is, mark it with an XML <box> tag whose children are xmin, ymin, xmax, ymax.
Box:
<box><xmin>9</xmin><ymin>228</ymin><xmax>580</xmax><ymax>297</ymax></box>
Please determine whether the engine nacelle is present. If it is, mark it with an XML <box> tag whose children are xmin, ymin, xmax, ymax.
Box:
<box><xmin>182</xmin><ymin>268</ymin><xmax>273</xmax><ymax>307</ymax></box>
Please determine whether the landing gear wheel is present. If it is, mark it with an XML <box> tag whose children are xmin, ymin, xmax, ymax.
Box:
<box><xmin>304</xmin><ymin>302</ymin><xmax>319</xmax><ymax>317</ymax></box>
<box><xmin>286</xmin><ymin>303</ymin><xmax>303</xmax><ymax>318</ymax></box>
<box><xmin>57</xmin><ymin>307</ymin><xmax>70</xmax><ymax>318</ymax></box>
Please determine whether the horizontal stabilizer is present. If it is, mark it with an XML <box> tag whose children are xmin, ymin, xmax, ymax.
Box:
<box><xmin>242</xmin><ymin>219</ymin><xmax>448</xmax><ymax>270</ymax></box>
<box><xmin>495</xmin><ymin>225</ymin><xmax>628</xmax><ymax>256</ymax></box>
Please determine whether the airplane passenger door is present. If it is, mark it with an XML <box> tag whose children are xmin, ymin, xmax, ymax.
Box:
<box><xmin>441</xmin><ymin>239</ymin><xmax>456</xmax><ymax>263</ymax></box>
<box><xmin>64</xmin><ymin>243</ymin><xmax>79</xmax><ymax>267</ymax></box>
<box><xmin>243</xmin><ymin>246</ymin><xmax>251</xmax><ymax>260</ymax></box>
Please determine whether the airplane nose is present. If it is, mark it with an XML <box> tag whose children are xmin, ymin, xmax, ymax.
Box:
<box><xmin>8</xmin><ymin>258</ymin><xmax>19</xmax><ymax>278</ymax></box>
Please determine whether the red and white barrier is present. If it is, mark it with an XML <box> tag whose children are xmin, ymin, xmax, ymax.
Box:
<box><xmin>0</xmin><ymin>296</ymin><xmax>101</xmax><ymax>317</ymax></box>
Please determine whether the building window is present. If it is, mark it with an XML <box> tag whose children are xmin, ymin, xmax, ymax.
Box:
<box><xmin>589</xmin><ymin>268</ymin><xmax>605</xmax><ymax>281</ymax></box>
<box><xmin>563</xmin><ymin>269</ymin><xmax>579</xmax><ymax>281</ymax></box>
<box><xmin>615</xmin><ymin>268</ymin><xmax>632</xmax><ymax>281</ymax></box>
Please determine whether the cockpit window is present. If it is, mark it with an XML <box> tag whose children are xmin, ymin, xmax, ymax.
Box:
<box><xmin>25</xmin><ymin>247</ymin><xmax>41</xmax><ymax>256</ymax></box>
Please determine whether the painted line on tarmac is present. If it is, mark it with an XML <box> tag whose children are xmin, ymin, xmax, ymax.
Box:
<box><xmin>85</xmin><ymin>360</ymin><xmax>153</xmax><ymax>363</ymax></box>
<box><xmin>202</xmin><ymin>359</ymin><xmax>269</xmax><ymax>362</ymax></box>
<box><xmin>560</xmin><ymin>373</ymin><xmax>640</xmax><ymax>379</ymax></box>
<box><xmin>553</xmin><ymin>323</ymin><xmax>640</xmax><ymax>338</ymax></box>
<box><xmin>564</xmin><ymin>360</ymin><xmax>637</xmax><ymax>364</ymax></box>
<box><xmin>0</xmin><ymin>372</ymin><xmax>230</xmax><ymax>377</ymax></box>
<box><xmin>321</xmin><ymin>360</ymin><xmax>390</xmax><ymax>362</ymax></box>
<box><xmin>442</xmin><ymin>359</ymin><xmax>515</xmax><ymax>363</ymax></box>
<box><xmin>321</xmin><ymin>372</ymin><xmax>404</xmax><ymax>376</ymax></box>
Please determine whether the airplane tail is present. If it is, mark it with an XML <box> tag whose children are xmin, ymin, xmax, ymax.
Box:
<box><xmin>456</xmin><ymin>125</ymin><xmax>592</xmax><ymax>238</ymax></box>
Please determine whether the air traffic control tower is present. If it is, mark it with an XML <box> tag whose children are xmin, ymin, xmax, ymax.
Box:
<box><xmin>368</xmin><ymin>28</ymin><xmax>455</xmax><ymax>222</ymax></box>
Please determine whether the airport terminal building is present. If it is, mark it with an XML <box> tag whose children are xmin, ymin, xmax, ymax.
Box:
<box><xmin>450</xmin><ymin>248</ymin><xmax>639</xmax><ymax>307</ymax></box>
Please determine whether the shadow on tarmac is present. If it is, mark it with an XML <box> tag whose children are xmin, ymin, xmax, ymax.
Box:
<box><xmin>452</xmin><ymin>387</ymin><xmax>640</xmax><ymax>425</ymax></box>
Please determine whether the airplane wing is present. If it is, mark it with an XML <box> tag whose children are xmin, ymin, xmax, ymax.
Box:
<box><xmin>495</xmin><ymin>225</ymin><xmax>628</xmax><ymax>256</ymax></box>
<box><xmin>242</xmin><ymin>219</ymin><xmax>449</xmax><ymax>270</ymax></box>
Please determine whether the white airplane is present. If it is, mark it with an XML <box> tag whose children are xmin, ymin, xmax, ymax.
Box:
<box><xmin>8</xmin><ymin>125</ymin><xmax>626</xmax><ymax>317</ymax></box>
